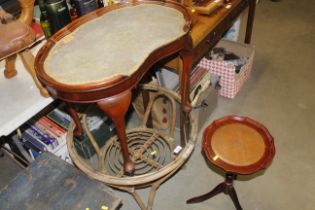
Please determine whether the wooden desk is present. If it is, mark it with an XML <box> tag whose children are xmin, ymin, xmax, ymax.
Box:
<box><xmin>167</xmin><ymin>0</ymin><xmax>255</xmax><ymax>68</ymax></box>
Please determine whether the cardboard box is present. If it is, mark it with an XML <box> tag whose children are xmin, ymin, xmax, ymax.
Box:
<box><xmin>198</xmin><ymin>39</ymin><xmax>255</xmax><ymax>98</ymax></box>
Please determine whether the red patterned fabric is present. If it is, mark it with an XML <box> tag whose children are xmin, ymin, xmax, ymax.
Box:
<box><xmin>198</xmin><ymin>53</ymin><xmax>254</xmax><ymax>98</ymax></box>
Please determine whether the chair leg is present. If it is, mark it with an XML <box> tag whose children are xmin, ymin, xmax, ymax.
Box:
<box><xmin>19</xmin><ymin>50</ymin><xmax>50</xmax><ymax>97</ymax></box>
<box><xmin>4</xmin><ymin>54</ymin><xmax>18</xmax><ymax>78</ymax></box>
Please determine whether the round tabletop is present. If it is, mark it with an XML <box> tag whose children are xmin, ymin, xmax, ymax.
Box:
<box><xmin>202</xmin><ymin>116</ymin><xmax>275</xmax><ymax>175</ymax></box>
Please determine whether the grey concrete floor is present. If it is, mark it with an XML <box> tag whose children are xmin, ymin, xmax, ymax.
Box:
<box><xmin>115</xmin><ymin>0</ymin><xmax>315</xmax><ymax>209</ymax></box>
<box><xmin>1</xmin><ymin>0</ymin><xmax>315</xmax><ymax>209</ymax></box>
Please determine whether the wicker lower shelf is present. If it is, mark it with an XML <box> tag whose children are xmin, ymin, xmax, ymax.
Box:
<box><xmin>66</xmin><ymin>84</ymin><xmax>198</xmax><ymax>210</ymax></box>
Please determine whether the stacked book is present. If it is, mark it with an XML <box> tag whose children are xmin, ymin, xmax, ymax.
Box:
<box><xmin>14</xmin><ymin>105</ymin><xmax>72</xmax><ymax>164</ymax></box>
<box><xmin>13</xmin><ymin>103</ymin><xmax>117</xmax><ymax>164</ymax></box>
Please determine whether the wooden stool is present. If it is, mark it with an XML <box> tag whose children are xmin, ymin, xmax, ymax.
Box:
<box><xmin>187</xmin><ymin>115</ymin><xmax>275</xmax><ymax>210</ymax></box>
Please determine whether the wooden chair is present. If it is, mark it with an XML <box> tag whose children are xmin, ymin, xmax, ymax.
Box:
<box><xmin>187</xmin><ymin>116</ymin><xmax>275</xmax><ymax>210</ymax></box>
<box><xmin>0</xmin><ymin>0</ymin><xmax>49</xmax><ymax>97</ymax></box>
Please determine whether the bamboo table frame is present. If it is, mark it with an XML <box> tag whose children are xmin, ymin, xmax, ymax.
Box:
<box><xmin>66</xmin><ymin>85</ymin><xmax>199</xmax><ymax>210</ymax></box>
<box><xmin>35</xmin><ymin>0</ymin><xmax>193</xmax><ymax>175</ymax></box>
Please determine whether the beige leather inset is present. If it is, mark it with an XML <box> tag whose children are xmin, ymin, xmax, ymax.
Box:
<box><xmin>45</xmin><ymin>4</ymin><xmax>186</xmax><ymax>85</ymax></box>
<box><xmin>211</xmin><ymin>123</ymin><xmax>266</xmax><ymax>166</ymax></box>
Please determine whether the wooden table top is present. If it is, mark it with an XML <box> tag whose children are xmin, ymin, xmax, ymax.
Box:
<box><xmin>191</xmin><ymin>0</ymin><xmax>244</xmax><ymax>46</ymax></box>
<box><xmin>202</xmin><ymin>116</ymin><xmax>275</xmax><ymax>175</ymax></box>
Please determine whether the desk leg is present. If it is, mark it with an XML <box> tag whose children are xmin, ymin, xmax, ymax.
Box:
<box><xmin>179</xmin><ymin>36</ymin><xmax>193</xmax><ymax>145</ymax></box>
<box><xmin>97</xmin><ymin>89</ymin><xmax>135</xmax><ymax>175</ymax></box>
<box><xmin>245</xmin><ymin>0</ymin><xmax>256</xmax><ymax>44</ymax></box>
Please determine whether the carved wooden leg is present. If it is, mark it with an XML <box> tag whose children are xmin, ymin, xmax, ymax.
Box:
<box><xmin>97</xmin><ymin>89</ymin><xmax>135</xmax><ymax>175</ymax></box>
<box><xmin>245</xmin><ymin>0</ymin><xmax>256</xmax><ymax>44</ymax></box>
<box><xmin>19</xmin><ymin>50</ymin><xmax>49</xmax><ymax>97</ymax></box>
<box><xmin>179</xmin><ymin>35</ymin><xmax>193</xmax><ymax>145</ymax></box>
<box><xmin>227</xmin><ymin>184</ymin><xmax>243</xmax><ymax>210</ymax></box>
<box><xmin>187</xmin><ymin>173</ymin><xmax>243</xmax><ymax>210</ymax></box>
<box><xmin>225</xmin><ymin>174</ymin><xmax>243</xmax><ymax>210</ymax></box>
<box><xmin>186</xmin><ymin>182</ymin><xmax>225</xmax><ymax>204</ymax></box>
<box><xmin>66</xmin><ymin>102</ymin><xmax>83</xmax><ymax>138</ymax></box>
<box><xmin>4</xmin><ymin>54</ymin><xmax>17</xmax><ymax>78</ymax></box>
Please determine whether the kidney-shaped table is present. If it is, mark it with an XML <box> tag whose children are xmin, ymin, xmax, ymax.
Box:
<box><xmin>35</xmin><ymin>0</ymin><xmax>193</xmax><ymax>174</ymax></box>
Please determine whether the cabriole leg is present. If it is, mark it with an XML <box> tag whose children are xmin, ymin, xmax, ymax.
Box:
<box><xmin>97</xmin><ymin>89</ymin><xmax>135</xmax><ymax>175</ymax></box>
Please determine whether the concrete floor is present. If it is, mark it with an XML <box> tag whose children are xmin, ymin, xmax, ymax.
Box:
<box><xmin>1</xmin><ymin>0</ymin><xmax>315</xmax><ymax>209</ymax></box>
<box><xmin>114</xmin><ymin>0</ymin><xmax>315</xmax><ymax>209</ymax></box>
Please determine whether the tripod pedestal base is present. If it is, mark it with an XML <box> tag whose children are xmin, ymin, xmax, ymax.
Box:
<box><xmin>187</xmin><ymin>173</ymin><xmax>243</xmax><ymax>210</ymax></box>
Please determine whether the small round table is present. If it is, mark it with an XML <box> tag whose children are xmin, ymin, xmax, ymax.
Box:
<box><xmin>187</xmin><ymin>115</ymin><xmax>275</xmax><ymax>210</ymax></box>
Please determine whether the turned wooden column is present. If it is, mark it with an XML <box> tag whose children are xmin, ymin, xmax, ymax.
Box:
<box><xmin>97</xmin><ymin>89</ymin><xmax>135</xmax><ymax>174</ymax></box>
